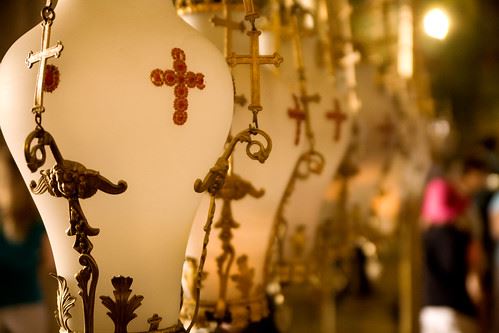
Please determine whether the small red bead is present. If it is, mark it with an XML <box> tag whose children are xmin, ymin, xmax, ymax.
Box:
<box><xmin>173</xmin><ymin>111</ymin><xmax>188</xmax><ymax>125</ymax></box>
<box><xmin>150</xmin><ymin>69</ymin><xmax>164</xmax><ymax>86</ymax></box>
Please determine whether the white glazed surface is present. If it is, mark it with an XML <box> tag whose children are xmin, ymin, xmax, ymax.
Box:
<box><xmin>0</xmin><ymin>0</ymin><xmax>233</xmax><ymax>331</ymax></box>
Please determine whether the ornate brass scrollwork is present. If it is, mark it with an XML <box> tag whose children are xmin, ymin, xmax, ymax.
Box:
<box><xmin>193</xmin><ymin>127</ymin><xmax>271</xmax><ymax>195</ymax></box>
<box><xmin>187</xmin><ymin>126</ymin><xmax>271</xmax><ymax>331</ymax></box>
<box><xmin>100</xmin><ymin>276</ymin><xmax>144</xmax><ymax>333</ymax></box>
<box><xmin>25</xmin><ymin>126</ymin><xmax>127</xmax><ymax>333</ymax></box>
<box><xmin>212</xmin><ymin>173</ymin><xmax>264</xmax><ymax>320</ymax></box>
<box><xmin>52</xmin><ymin>274</ymin><xmax>76</xmax><ymax>333</ymax></box>
<box><xmin>264</xmin><ymin>150</ymin><xmax>325</xmax><ymax>284</ymax></box>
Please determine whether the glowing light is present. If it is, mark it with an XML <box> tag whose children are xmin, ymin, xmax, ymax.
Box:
<box><xmin>423</xmin><ymin>8</ymin><xmax>450</xmax><ymax>40</ymax></box>
<box><xmin>398</xmin><ymin>5</ymin><xmax>413</xmax><ymax>78</ymax></box>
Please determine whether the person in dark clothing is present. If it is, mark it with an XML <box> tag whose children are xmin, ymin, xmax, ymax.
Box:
<box><xmin>0</xmin><ymin>147</ymin><xmax>54</xmax><ymax>333</ymax></box>
<box><xmin>420</xmin><ymin>157</ymin><xmax>487</xmax><ymax>333</ymax></box>
<box><xmin>423</xmin><ymin>226</ymin><xmax>476</xmax><ymax>316</ymax></box>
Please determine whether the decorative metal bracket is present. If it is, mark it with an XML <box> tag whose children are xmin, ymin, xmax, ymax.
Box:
<box><xmin>194</xmin><ymin>127</ymin><xmax>271</xmax><ymax>195</ymax></box>
<box><xmin>213</xmin><ymin>173</ymin><xmax>264</xmax><ymax>320</ymax></box>
<box><xmin>25</xmin><ymin>127</ymin><xmax>127</xmax><ymax>333</ymax></box>
<box><xmin>264</xmin><ymin>149</ymin><xmax>325</xmax><ymax>284</ymax></box>
<box><xmin>187</xmin><ymin>126</ymin><xmax>271</xmax><ymax>331</ymax></box>
<box><xmin>100</xmin><ymin>276</ymin><xmax>144</xmax><ymax>333</ymax></box>
<box><xmin>52</xmin><ymin>274</ymin><xmax>76</xmax><ymax>333</ymax></box>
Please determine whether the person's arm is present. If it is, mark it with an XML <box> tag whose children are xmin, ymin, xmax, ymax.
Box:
<box><xmin>489</xmin><ymin>200</ymin><xmax>499</xmax><ymax>241</ymax></box>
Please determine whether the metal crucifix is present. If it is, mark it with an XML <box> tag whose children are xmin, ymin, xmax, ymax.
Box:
<box><xmin>288</xmin><ymin>3</ymin><xmax>320</xmax><ymax>149</ymax></box>
<box><xmin>226</xmin><ymin>0</ymin><xmax>283</xmax><ymax>127</ymax></box>
<box><xmin>211</xmin><ymin>0</ymin><xmax>246</xmax><ymax>58</ymax></box>
<box><xmin>211</xmin><ymin>0</ymin><xmax>248</xmax><ymax>107</ymax></box>
<box><xmin>26</xmin><ymin>0</ymin><xmax>63</xmax><ymax>115</ymax></box>
<box><xmin>325</xmin><ymin>99</ymin><xmax>348</xmax><ymax>142</ymax></box>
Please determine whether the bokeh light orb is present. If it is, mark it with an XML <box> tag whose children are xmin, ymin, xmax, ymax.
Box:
<box><xmin>423</xmin><ymin>8</ymin><xmax>450</xmax><ymax>40</ymax></box>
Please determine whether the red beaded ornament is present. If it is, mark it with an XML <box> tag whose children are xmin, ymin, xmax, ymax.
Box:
<box><xmin>43</xmin><ymin>64</ymin><xmax>60</xmax><ymax>93</ymax></box>
<box><xmin>150</xmin><ymin>48</ymin><xmax>206</xmax><ymax>125</ymax></box>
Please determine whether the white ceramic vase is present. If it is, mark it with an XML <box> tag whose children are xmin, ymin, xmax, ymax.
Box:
<box><xmin>0</xmin><ymin>1</ymin><xmax>233</xmax><ymax>331</ymax></box>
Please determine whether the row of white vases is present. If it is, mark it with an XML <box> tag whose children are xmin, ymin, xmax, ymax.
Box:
<box><xmin>183</xmin><ymin>9</ymin><xmax>351</xmax><ymax>307</ymax></box>
<box><xmin>0</xmin><ymin>0</ymin><xmax>430</xmax><ymax>332</ymax></box>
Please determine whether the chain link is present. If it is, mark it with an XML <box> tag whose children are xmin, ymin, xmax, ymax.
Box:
<box><xmin>41</xmin><ymin>1</ymin><xmax>55</xmax><ymax>24</ymax></box>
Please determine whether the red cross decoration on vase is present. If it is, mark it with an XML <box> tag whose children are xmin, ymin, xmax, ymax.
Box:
<box><xmin>325</xmin><ymin>99</ymin><xmax>348</xmax><ymax>142</ymax></box>
<box><xmin>288</xmin><ymin>94</ymin><xmax>306</xmax><ymax>146</ymax></box>
<box><xmin>43</xmin><ymin>64</ymin><xmax>60</xmax><ymax>93</ymax></box>
<box><xmin>150</xmin><ymin>48</ymin><xmax>206</xmax><ymax>125</ymax></box>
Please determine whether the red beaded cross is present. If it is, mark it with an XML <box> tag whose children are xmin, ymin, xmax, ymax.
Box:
<box><xmin>325</xmin><ymin>99</ymin><xmax>348</xmax><ymax>142</ymax></box>
<box><xmin>150</xmin><ymin>48</ymin><xmax>206</xmax><ymax>125</ymax></box>
<box><xmin>43</xmin><ymin>64</ymin><xmax>60</xmax><ymax>93</ymax></box>
<box><xmin>288</xmin><ymin>94</ymin><xmax>306</xmax><ymax>146</ymax></box>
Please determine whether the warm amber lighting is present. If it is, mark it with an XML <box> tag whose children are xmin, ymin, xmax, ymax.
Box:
<box><xmin>423</xmin><ymin>8</ymin><xmax>450</xmax><ymax>40</ymax></box>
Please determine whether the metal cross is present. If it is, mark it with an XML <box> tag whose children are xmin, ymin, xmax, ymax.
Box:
<box><xmin>226</xmin><ymin>0</ymin><xmax>283</xmax><ymax>127</ymax></box>
<box><xmin>288</xmin><ymin>94</ymin><xmax>306</xmax><ymax>146</ymax></box>
<box><xmin>325</xmin><ymin>99</ymin><xmax>348</xmax><ymax>142</ymax></box>
<box><xmin>211</xmin><ymin>0</ymin><xmax>247</xmax><ymax>108</ymax></box>
<box><xmin>25</xmin><ymin>3</ymin><xmax>63</xmax><ymax>114</ymax></box>
<box><xmin>289</xmin><ymin>3</ymin><xmax>321</xmax><ymax>148</ymax></box>
<box><xmin>211</xmin><ymin>0</ymin><xmax>246</xmax><ymax>58</ymax></box>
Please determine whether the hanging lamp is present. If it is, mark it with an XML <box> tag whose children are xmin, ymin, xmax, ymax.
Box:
<box><xmin>0</xmin><ymin>1</ymin><xmax>234</xmax><ymax>332</ymax></box>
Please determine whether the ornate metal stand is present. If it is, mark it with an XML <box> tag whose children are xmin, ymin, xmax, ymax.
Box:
<box><xmin>182</xmin><ymin>0</ymin><xmax>279</xmax><ymax>331</ymax></box>
<box><xmin>263</xmin><ymin>2</ymin><xmax>326</xmax><ymax>286</ymax></box>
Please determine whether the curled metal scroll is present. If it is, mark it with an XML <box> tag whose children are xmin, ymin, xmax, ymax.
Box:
<box><xmin>263</xmin><ymin>149</ymin><xmax>325</xmax><ymax>284</ymax></box>
<box><xmin>193</xmin><ymin>127</ymin><xmax>271</xmax><ymax>195</ymax></box>
<box><xmin>25</xmin><ymin>127</ymin><xmax>127</xmax><ymax>333</ymax></box>
<box><xmin>188</xmin><ymin>127</ymin><xmax>271</xmax><ymax>331</ymax></box>
<box><xmin>52</xmin><ymin>274</ymin><xmax>76</xmax><ymax>333</ymax></box>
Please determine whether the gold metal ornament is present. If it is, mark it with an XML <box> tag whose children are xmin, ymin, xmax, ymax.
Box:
<box><xmin>226</xmin><ymin>0</ymin><xmax>284</xmax><ymax>127</ymax></box>
<box><xmin>211</xmin><ymin>172</ymin><xmax>264</xmax><ymax>320</ymax></box>
<box><xmin>25</xmin><ymin>0</ymin><xmax>63</xmax><ymax>115</ymax></box>
<box><xmin>186</xmin><ymin>127</ymin><xmax>271</xmax><ymax>331</ymax></box>
<box><xmin>210</xmin><ymin>0</ymin><xmax>246</xmax><ymax>58</ymax></box>
<box><xmin>264</xmin><ymin>149</ymin><xmax>325</xmax><ymax>284</ymax></box>
<box><xmin>183</xmin><ymin>1</ymin><xmax>280</xmax><ymax>330</ymax></box>
<box><xmin>100</xmin><ymin>277</ymin><xmax>144</xmax><ymax>333</ymax></box>
<box><xmin>288</xmin><ymin>3</ymin><xmax>321</xmax><ymax>150</ymax></box>
<box><xmin>212</xmin><ymin>0</ymin><xmax>249</xmax><ymax>113</ymax></box>
<box><xmin>52</xmin><ymin>274</ymin><xmax>76</xmax><ymax>333</ymax></box>
<box><xmin>264</xmin><ymin>2</ymin><xmax>326</xmax><ymax>286</ymax></box>
<box><xmin>176</xmin><ymin>0</ymin><xmax>245</xmax><ymax>15</ymax></box>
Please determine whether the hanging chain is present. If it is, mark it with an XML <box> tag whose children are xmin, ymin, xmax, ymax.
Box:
<box><xmin>186</xmin><ymin>196</ymin><xmax>217</xmax><ymax>333</ymax></box>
